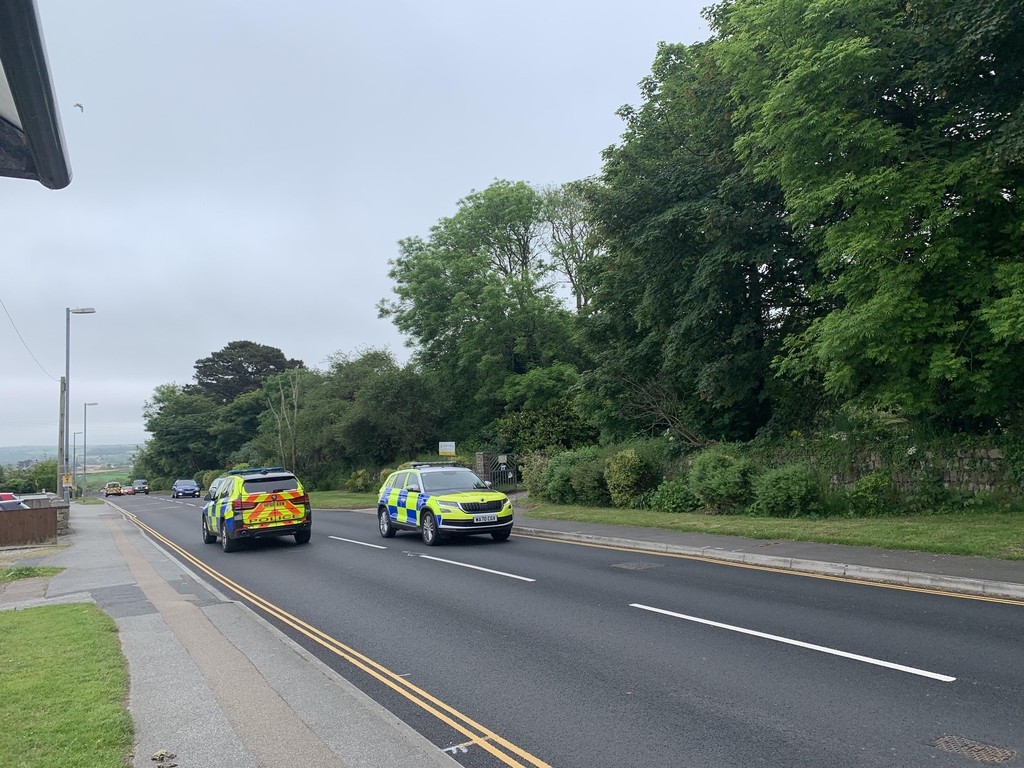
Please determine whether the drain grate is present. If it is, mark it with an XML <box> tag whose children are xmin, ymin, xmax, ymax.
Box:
<box><xmin>611</xmin><ymin>562</ymin><xmax>665</xmax><ymax>571</ymax></box>
<box><xmin>934</xmin><ymin>735</ymin><xmax>1017</xmax><ymax>763</ymax></box>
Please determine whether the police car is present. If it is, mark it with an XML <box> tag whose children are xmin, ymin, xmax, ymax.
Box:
<box><xmin>202</xmin><ymin>467</ymin><xmax>311</xmax><ymax>552</ymax></box>
<box><xmin>377</xmin><ymin>463</ymin><xmax>513</xmax><ymax>545</ymax></box>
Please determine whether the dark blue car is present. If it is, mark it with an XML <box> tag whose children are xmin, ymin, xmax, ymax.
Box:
<box><xmin>171</xmin><ymin>479</ymin><xmax>201</xmax><ymax>499</ymax></box>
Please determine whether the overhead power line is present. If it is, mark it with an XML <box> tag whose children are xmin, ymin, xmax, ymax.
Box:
<box><xmin>0</xmin><ymin>294</ymin><xmax>59</xmax><ymax>382</ymax></box>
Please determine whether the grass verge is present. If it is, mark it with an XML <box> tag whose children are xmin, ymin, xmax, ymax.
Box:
<box><xmin>0</xmin><ymin>603</ymin><xmax>134</xmax><ymax>767</ymax></box>
<box><xmin>0</xmin><ymin>566</ymin><xmax>63</xmax><ymax>583</ymax></box>
<box><xmin>520</xmin><ymin>503</ymin><xmax>1024</xmax><ymax>560</ymax></box>
<box><xmin>76</xmin><ymin>497</ymin><xmax>105</xmax><ymax>505</ymax></box>
<box><xmin>309</xmin><ymin>491</ymin><xmax>379</xmax><ymax>509</ymax></box>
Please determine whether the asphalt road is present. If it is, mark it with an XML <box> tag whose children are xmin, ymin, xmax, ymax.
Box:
<box><xmin>115</xmin><ymin>495</ymin><xmax>1024</xmax><ymax>767</ymax></box>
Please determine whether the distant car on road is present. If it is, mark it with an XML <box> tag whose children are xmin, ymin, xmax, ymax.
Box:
<box><xmin>0</xmin><ymin>492</ymin><xmax>28</xmax><ymax>511</ymax></box>
<box><xmin>104</xmin><ymin>482</ymin><xmax>122</xmax><ymax>497</ymax></box>
<box><xmin>171</xmin><ymin>479</ymin><xmax>201</xmax><ymax>499</ymax></box>
<box><xmin>132</xmin><ymin>479</ymin><xmax>150</xmax><ymax>495</ymax></box>
<box><xmin>122</xmin><ymin>485</ymin><xmax>135</xmax><ymax>495</ymax></box>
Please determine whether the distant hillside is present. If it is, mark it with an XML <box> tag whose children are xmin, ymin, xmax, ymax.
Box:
<box><xmin>0</xmin><ymin>444</ymin><xmax>142</xmax><ymax>467</ymax></box>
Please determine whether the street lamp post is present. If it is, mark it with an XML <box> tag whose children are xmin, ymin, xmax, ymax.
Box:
<box><xmin>83</xmin><ymin>403</ymin><xmax>97</xmax><ymax>496</ymax></box>
<box><xmin>65</xmin><ymin>307</ymin><xmax>95</xmax><ymax>501</ymax></box>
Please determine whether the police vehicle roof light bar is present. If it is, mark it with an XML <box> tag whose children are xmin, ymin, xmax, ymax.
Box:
<box><xmin>228</xmin><ymin>466</ymin><xmax>286</xmax><ymax>475</ymax></box>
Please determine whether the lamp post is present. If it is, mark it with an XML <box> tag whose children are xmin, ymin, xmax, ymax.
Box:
<box><xmin>65</xmin><ymin>307</ymin><xmax>95</xmax><ymax>501</ymax></box>
<box><xmin>83</xmin><ymin>402</ymin><xmax>97</xmax><ymax>496</ymax></box>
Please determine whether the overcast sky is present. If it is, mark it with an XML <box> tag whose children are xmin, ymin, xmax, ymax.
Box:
<box><xmin>0</xmin><ymin>0</ymin><xmax>709</xmax><ymax>451</ymax></box>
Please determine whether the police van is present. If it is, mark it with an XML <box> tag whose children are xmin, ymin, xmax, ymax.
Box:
<box><xmin>202</xmin><ymin>467</ymin><xmax>311</xmax><ymax>552</ymax></box>
<box><xmin>377</xmin><ymin>463</ymin><xmax>513</xmax><ymax>545</ymax></box>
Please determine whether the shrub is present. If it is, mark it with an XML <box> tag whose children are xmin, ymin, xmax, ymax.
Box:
<box><xmin>345</xmin><ymin>469</ymin><xmax>373</xmax><ymax>493</ymax></box>
<box><xmin>604</xmin><ymin>449</ymin><xmax>659</xmax><ymax>508</ymax></box>
<box><xmin>847</xmin><ymin>471</ymin><xmax>896</xmax><ymax>516</ymax></box>
<box><xmin>570</xmin><ymin>459</ymin><xmax>611</xmax><ymax>507</ymax></box>
<box><xmin>520</xmin><ymin>452</ymin><xmax>551</xmax><ymax>497</ymax></box>
<box><xmin>537</xmin><ymin>447</ymin><xmax>601</xmax><ymax>505</ymax></box>
<box><xmin>651</xmin><ymin>478</ymin><xmax>701</xmax><ymax>514</ymax></box>
<box><xmin>688</xmin><ymin>446</ymin><xmax>757</xmax><ymax>514</ymax></box>
<box><xmin>751</xmin><ymin>465</ymin><xmax>822</xmax><ymax>518</ymax></box>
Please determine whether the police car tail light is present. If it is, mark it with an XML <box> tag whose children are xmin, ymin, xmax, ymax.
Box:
<box><xmin>232</xmin><ymin>499</ymin><xmax>257</xmax><ymax>512</ymax></box>
<box><xmin>293</xmin><ymin>493</ymin><xmax>309</xmax><ymax>504</ymax></box>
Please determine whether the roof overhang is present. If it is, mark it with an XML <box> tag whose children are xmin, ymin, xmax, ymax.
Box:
<box><xmin>0</xmin><ymin>0</ymin><xmax>71</xmax><ymax>189</ymax></box>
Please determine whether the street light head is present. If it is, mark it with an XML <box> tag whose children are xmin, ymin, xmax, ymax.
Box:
<box><xmin>70</xmin><ymin>307</ymin><xmax>95</xmax><ymax>314</ymax></box>
<box><xmin>85</xmin><ymin>402</ymin><xmax>98</xmax><ymax>406</ymax></box>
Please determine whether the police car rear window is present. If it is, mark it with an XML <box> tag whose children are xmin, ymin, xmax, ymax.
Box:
<box><xmin>421</xmin><ymin>469</ymin><xmax>487</xmax><ymax>494</ymax></box>
<box><xmin>243</xmin><ymin>475</ymin><xmax>298</xmax><ymax>493</ymax></box>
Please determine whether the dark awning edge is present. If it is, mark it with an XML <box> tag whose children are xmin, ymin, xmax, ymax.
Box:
<box><xmin>0</xmin><ymin>0</ymin><xmax>71</xmax><ymax>189</ymax></box>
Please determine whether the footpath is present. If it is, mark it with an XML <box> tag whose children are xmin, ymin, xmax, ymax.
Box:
<box><xmin>3</xmin><ymin>502</ymin><xmax>1023</xmax><ymax>768</ymax></box>
<box><xmin>0</xmin><ymin>502</ymin><xmax>459</xmax><ymax>768</ymax></box>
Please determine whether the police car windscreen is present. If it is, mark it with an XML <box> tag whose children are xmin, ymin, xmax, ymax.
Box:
<box><xmin>421</xmin><ymin>469</ymin><xmax>486</xmax><ymax>494</ymax></box>
<box><xmin>243</xmin><ymin>475</ymin><xmax>299</xmax><ymax>493</ymax></box>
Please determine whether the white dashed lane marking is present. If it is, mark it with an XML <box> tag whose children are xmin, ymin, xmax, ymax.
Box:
<box><xmin>328</xmin><ymin>536</ymin><xmax>387</xmax><ymax>549</ymax></box>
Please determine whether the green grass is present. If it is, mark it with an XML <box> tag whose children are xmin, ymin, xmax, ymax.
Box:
<box><xmin>0</xmin><ymin>603</ymin><xmax>134</xmax><ymax>767</ymax></box>
<box><xmin>520</xmin><ymin>502</ymin><xmax>1024</xmax><ymax>560</ymax></box>
<box><xmin>0</xmin><ymin>566</ymin><xmax>63</xmax><ymax>583</ymax></box>
<box><xmin>76</xmin><ymin>497</ymin><xmax>106</xmax><ymax>505</ymax></box>
<box><xmin>308</xmin><ymin>491</ymin><xmax>379</xmax><ymax>509</ymax></box>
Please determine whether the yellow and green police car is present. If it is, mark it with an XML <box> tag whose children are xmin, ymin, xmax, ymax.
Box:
<box><xmin>202</xmin><ymin>467</ymin><xmax>311</xmax><ymax>552</ymax></box>
<box><xmin>377</xmin><ymin>463</ymin><xmax>512</xmax><ymax>545</ymax></box>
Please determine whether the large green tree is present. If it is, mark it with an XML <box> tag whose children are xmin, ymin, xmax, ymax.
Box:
<box><xmin>581</xmin><ymin>41</ymin><xmax>819</xmax><ymax>443</ymax></box>
<box><xmin>187</xmin><ymin>341</ymin><xmax>302</xmax><ymax>404</ymax></box>
<box><xmin>380</xmin><ymin>180</ymin><xmax>581</xmax><ymax>439</ymax></box>
<box><xmin>713</xmin><ymin>0</ymin><xmax>1024</xmax><ymax>429</ymax></box>
<box><xmin>140</xmin><ymin>384</ymin><xmax>220</xmax><ymax>476</ymax></box>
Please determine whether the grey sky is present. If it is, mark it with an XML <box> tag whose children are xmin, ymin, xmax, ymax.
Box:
<box><xmin>0</xmin><ymin>0</ymin><xmax>709</xmax><ymax>450</ymax></box>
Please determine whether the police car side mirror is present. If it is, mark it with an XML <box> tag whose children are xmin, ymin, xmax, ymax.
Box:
<box><xmin>204</xmin><ymin>493</ymin><xmax>212</xmax><ymax>501</ymax></box>
<box><xmin>407</xmin><ymin>483</ymin><xmax>421</xmax><ymax>493</ymax></box>
<box><xmin>484</xmin><ymin>480</ymin><xmax>493</xmax><ymax>488</ymax></box>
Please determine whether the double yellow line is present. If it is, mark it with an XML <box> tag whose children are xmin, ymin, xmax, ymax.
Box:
<box><xmin>116</xmin><ymin>505</ymin><xmax>552</xmax><ymax>768</ymax></box>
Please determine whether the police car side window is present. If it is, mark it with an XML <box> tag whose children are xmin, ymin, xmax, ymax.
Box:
<box><xmin>406</xmin><ymin>473</ymin><xmax>421</xmax><ymax>492</ymax></box>
<box><xmin>219</xmin><ymin>479</ymin><xmax>234</xmax><ymax>499</ymax></box>
<box><xmin>393</xmin><ymin>472</ymin><xmax>409</xmax><ymax>489</ymax></box>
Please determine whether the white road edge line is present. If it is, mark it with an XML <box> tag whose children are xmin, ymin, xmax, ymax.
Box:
<box><xmin>630</xmin><ymin>603</ymin><xmax>956</xmax><ymax>682</ymax></box>
<box><xmin>328</xmin><ymin>535</ymin><xmax>387</xmax><ymax>550</ymax></box>
<box><xmin>417</xmin><ymin>554</ymin><xmax>535</xmax><ymax>582</ymax></box>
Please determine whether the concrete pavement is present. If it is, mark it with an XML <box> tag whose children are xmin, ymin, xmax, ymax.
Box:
<box><xmin>0</xmin><ymin>501</ymin><xmax>459</xmax><ymax>768</ymax></box>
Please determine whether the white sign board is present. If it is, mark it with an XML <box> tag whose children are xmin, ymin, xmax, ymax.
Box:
<box><xmin>438</xmin><ymin>441</ymin><xmax>456</xmax><ymax>456</ymax></box>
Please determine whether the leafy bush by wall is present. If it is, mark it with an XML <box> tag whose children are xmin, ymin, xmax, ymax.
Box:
<box><xmin>571</xmin><ymin>458</ymin><xmax>611</xmax><ymax>507</ymax></box>
<box><xmin>846</xmin><ymin>471</ymin><xmax>896</xmax><ymax>517</ymax></box>
<box><xmin>345</xmin><ymin>469</ymin><xmax>373</xmax><ymax>493</ymax></box>
<box><xmin>688</xmin><ymin>446</ymin><xmax>757</xmax><ymax>514</ymax></box>
<box><xmin>651</xmin><ymin>478</ymin><xmax>701</xmax><ymax>514</ymax></box>
<box><xmin>604</xmin><ymin>449</ymin><xmax>659</xmax><ymax>508</ymax></box>
<box><xmin>535</xmin><ymin>447</ymin><xmax>603</xmax><ymax>505</ymax></box>
<box><xmin>751</xmin><ymin>464</ymin><xmax>821</xmax><ymax>518</ymax></box>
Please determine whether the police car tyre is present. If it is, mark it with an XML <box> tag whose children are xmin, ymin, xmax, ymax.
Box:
<box><xmin>491</xmin><ymin>529</ymin><xmax>511</xmax><ymax>542</ymax></box>
<box><xmin>378</xmin><ymin>507</ymin><xmax>396</xmax><ymax>538</ymax></box>
<box><xmin>421</xmin><ymin>510</ymin><xmax>440</xmax><ymax>546</ymax></box>
<box><xmin>220</xmin><ymin>520</ymin><xmax>239</xmax><ymax>552</ymax></box>
<box><xmin>294</xmin><ymin>530</ymin><xmax>311</xmax><ymax>545</ymax></box>
<box><xmin>202</xmin><ymin>515</ymin><xmax>217</xmax><ymax>544</ymax></box>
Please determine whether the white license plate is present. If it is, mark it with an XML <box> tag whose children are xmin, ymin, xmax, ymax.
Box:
<box><xmin>473</xmin><ymin>513</ymin><xmax>498</xmax><ymax>523</ymax></box>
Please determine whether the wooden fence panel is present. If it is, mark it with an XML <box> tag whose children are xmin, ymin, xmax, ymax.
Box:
<box><xmin>0</xmin><ymin>507</ymin><xmax>58</xmax><ymax>546</ymax></box>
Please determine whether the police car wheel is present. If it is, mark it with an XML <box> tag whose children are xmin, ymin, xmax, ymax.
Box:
<box><xmin>294</xmin><ymin>530</ymin><xmax>311</xmax><ymax>545</ymax></box>
<box><xmin>220</xmin><ymin>520</ymin><xmax>239</xmax><ymax>552</ymax></box>
<box><xmin>202</xmin><ymin>515</ymin><xmax>217</xmax><ymax>544</ymax></box>
<box><xmin>421</xmin><ymin>511</ymin><xmax>440</xmax><ymax>546</ymax></box>
<box><xmin>378</xmin><ymin>507</ymin><xmax>396</xmax><ymax>538</ymax></box>
<box><xmin>491</xmin><ymin>529</ymin><xmax>511</xmax><ymax>542</ymax></box>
